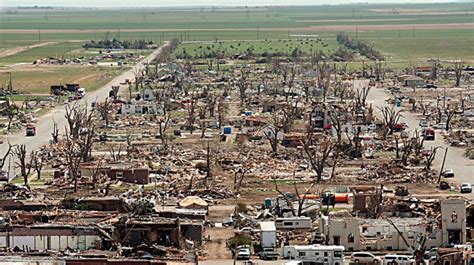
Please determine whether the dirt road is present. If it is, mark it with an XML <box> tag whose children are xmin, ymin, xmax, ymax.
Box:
<box><xmin>366</xmin><ymin>82</ymin><xmax>474</xmax><ymax>199</ymax></box>
<box><xmin>0</xmin><ymin>43</ymin><xmax>167</xmax><ymax>177</ymax></box>
<box><xmin>0</xmin><ymin>42</ymin><xmax>57</xmax><ymax>59</ymax></box>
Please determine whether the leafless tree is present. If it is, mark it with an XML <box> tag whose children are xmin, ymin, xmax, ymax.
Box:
<box><xmin>445</xmin><ymin>105</ymin><xmax>456</xmax><ymax>131</ymax></box>
<box><xmin>51</xmin><ymin>119</ymin><xmax>59</xmax><ymax>143</ymax></box>
<box><xmin>96</xmin><ymin>97</ymin><xmax>113</xmax><ymax>126</ymax></box>
<box><xmin>380</xmin><ymin>106</ymin><xmax>402</xmax><ymax>139</ymax></box>
<box><xmin>63</xmin><ymin>131</ymin><xmax>83</xmax><ymax>192</ymax></box>
<box><xmin>354</xmin><ymin>86</ymin><xmax>371</xmax><ymax>111</ymax></box>
<box><xmin>424</xmin><ymin>147</ymin><xmax>441</xmax><ymax>178</ymax></box>
<box><xmin>31</xmin><ymin>151</ymin><xmax>44</xmax><ymax>180</ymax></box>
<box><xmin>263</xmin><ymin>111</ymin><xmax>285</xmax><ymax>154</ymax></box>
<box><xmin>13</xmin><ymin>145</ymin><xmax>32</xmax><ymax>187</ymax></box>
<box><xmin>155</xmin><ymin>108</ymin><xmax>172</xmax><ymax>147</ymax></box>
<box><xmin>236</xmin><ymin>68</ymin><xmax>250</xmax><ymax>107</ymax></box>
<box><xmin>316</xmin><ymin>60</ymin><xmax>331</xmax><ymax>101</ymax></box>
<box><xmin>5</xmin><ymin>97</ymin><xmax>19</xmax><ymax>131</ymax></box>
<box><xmin>187</xmin><ymin>96</ymin><xmax>196</xmax><ymax>134</ymax></box>
<box><xmin>454</xmin><ymin>60</ymin><xmax>464</xmax><ymax>87</ymax></box>
<box><xmin>281</xmin><ymin>101</ymin><xmax>301</xmax><ymax>133</ymax></box>
<box><xmin>303</xmin><ymin>136</ymin><xmax>334</xmax><ymax>183</ymax></box>
<box><xmin>0</xmin><ymin>142</ymin><xmax>14</xmax><ymax>169</ymax></box>
<box><xmin>109</xmin><ymin>144</ymin><xmax>124</xmax><ymax>162</ymax></box>
<box><xmin>273</xmin><ymin>175</ymin><xmax>319</xmax><ymax>217</ymax></box>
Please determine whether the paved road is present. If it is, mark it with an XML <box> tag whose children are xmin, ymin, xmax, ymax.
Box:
<box><xmin>366</xmin><ymin>82</ymin><xmax>473</xmax><ymax>199</ymax></box>
<box><xmin>0</xmin><ymin>44</ymin><xmax>167</xmax><ymax>176</ymax></box>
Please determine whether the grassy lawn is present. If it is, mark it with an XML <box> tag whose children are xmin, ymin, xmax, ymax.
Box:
<box><xmin>0</xmin><ymin>66</ymin><xmax>125</xmax><ymax>94</ymax></box>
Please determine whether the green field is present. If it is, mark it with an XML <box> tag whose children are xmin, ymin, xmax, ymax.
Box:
<box><xmin>0</xmin><ymin>66</ymin><xmax>124</xmax><ymax>94</ymax></box>
<box><xmin>1</xmin><ymin>3</ymin><xmax>473</xmax><ymax>64</ymax></box>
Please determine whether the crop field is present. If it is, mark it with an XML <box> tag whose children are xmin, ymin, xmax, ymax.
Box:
<box><xmin>173</xmin><ymin>38</ymin><xmax>339</xmax><ymax>59</ymax></box>
<box><xmin>0</xmin><ymin>66</ymin><xmax>124</xmax><ymax>94</ymax></box>
<box><xmin>1</xmin><ymin>2</ymin><xmax>473</xmax><ymax>64</ymax></box>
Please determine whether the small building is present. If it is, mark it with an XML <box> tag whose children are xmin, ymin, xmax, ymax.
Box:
<box><xmin>107</xmin><ymin>168</ymin><xmax>150</xmax><ymax>184</ymax></box>
<box><xmin>260</xmin><ymin>221</ymin><xmax>277</xmax><ymax>248</ymax></box>
<box><xmin>281</xmin><ymin>133</ymin><xmax>304</xmax><ymax>148</ymax></box>
<box><xmin>141</xmin><ymin>87</ymin><xmax>156</xmax><ymax>101</ymax></box>
<box><xmin>402</xmin><ymin>75</ymin><xmax>425</xmax><ymax>87</ymax></box>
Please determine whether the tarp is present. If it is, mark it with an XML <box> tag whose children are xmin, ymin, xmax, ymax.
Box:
<box><xmin>179</xmin><ymin>196</ymin><xmax>208</xmax><ymax>208</ymax></box>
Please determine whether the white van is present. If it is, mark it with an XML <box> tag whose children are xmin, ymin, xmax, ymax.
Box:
<box><xmin>384</xmin><ymin>254</ymin><xmax>415</xmax><ymax>265</ymax></box>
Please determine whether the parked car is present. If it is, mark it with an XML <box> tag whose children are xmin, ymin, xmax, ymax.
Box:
<box><xmin>419</xmin><ymin>120</ymin><xmax>428</xmax><ymax>128</ymax></box>
<box><xmin>461</xmin><ymin>183</ymin><xmax>472</xmax><ymax>193</ymax></box>
<box><xmin>236</xmin><ymin>247</ymin><xmax>251</xmax><ymax>260</ymax></box>
<box><xmin>384</xmin><ymin>254</ymin><xmax>415</xmax><ymax>265</ymax></box>
<box><xmin>260</xmin><ymin>248</ymin><xmax>279</xmax><ymax>260</ymax></box>
<box><xmin>442</xmin><ymin>169</ymin><xmax>455</xmax><ymax>178</ymax></box>
<box><xmin>423</xmin><ymin>248</ymin><xmax>439</xmax><ymax>260</ymax></box>
<box><xmin>423</xmin><ymin>128</ymin><xmax>435</xmax><ymax>140</ymax></box>
<box><xmin>351</xmin><ymin>252</ymin><xmax>382</xmax><ymax>264</ymax></box>
<box><xmin>368</xmin><ymin>124</ymin><xmax>377</xmax><ymax>131</ymax></box>
<box><xmin>433</xmin><ymin>123</ymin><xmax>447</xmax><ymax>130</ymax></box>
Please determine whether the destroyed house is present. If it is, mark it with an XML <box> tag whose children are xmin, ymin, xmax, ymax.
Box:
<box><xmin>107</xmin><ymin>168</ymin><xmax>150</xmax><ymax>184</ymax></box>
<box><xmin>114</xmin><ymin>217</ymin><xmax>204</xmax><ymax>247</ymax></box>
<box><xmin>0</xmin><ymin>224</ymin><xmax>102</xmax><ymax>251</ymax></box>
<box><xmin>320</xmin><ymin>198</ymin><xmax>466</xmax><ymax>251</ymax></box>
<box><xmin>281</xmin><ymin>133</ymin><xmax>305</xmax><ymax>148</ymax></box>
<box><xmin>120</xmin><ymin>103</ymin><xmax>164</xmax><ymax>115</ymax></box>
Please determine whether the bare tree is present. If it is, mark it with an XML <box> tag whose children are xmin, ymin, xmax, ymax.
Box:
<box><xmin>63</xmin><ymin>132</ymin><xmax>83</xmax><ymax>192</ymax></box>
<box><xmin>51</xmin><ymin>119</ymin><xmax>59</xmax><ymax>143</ymax></box>
<box><xmin>424</xmin><ymin>147</ymin><xmax>441</xmax><ymax>178</ymax></box>
<box><xmin>96</xmin><ymin>97</ymin><xmax>113</xmax><ymax>126</ymax></box>
<box><xmin>303</xmin><ymin>136</ymin><xmax>334</xmax><ymax>183</ymax></box>
<box><xmin>0</xmin><ymin>142</ymin><xmax>14</xmax><ymax>169</ymax></box>
<box><xmin>281</xmin><ymin>101</ymin><xmax>301</xmax><ymax>133</ymax></box>
<box><xmin>236</xmin><ymin>68</ymin><xmax>250</xmax><ymax>107</ymax></box>
<box><xmin>354</xmin><ymin>86</ymin><xmax>371</xmax><ymax>111</ymax></box>
<box><xmin>156</xmin><ymin>108</ymin><xmax>172</xmax><ymax>147</ymax></box>
<box><xmin>445</xmin><ymin>105</ymin><xmax>456</xmax><ymax>131</ymax></box>
<box><xmin>454</xmin><ymin>60</ymin><xmax>464</xmax><ymax>87</ymax></box>
<box><xmin>31</xmin><ymin>151</ymin><xmax>44</xmax><ymax>180</ymax></box>
<box><xmin>273</xmin><ymin>175</ymin><xmax>319</xmax><ymax>217</ymax></box>
<box><xmin>263</xmin><ymin>111</ymin><xmax>285</xmax><ymax>154</ymax></box>
<box><xmin>187</xmin><ymin>96</ymin><xmax>196</xmax><ymax>134</ymax></box>
<box><xmin>5</xmin><ymin>97</ymin><xmax>19</xmax><ymax>131</ymax></box>
<box><xmin>380</xmin><ymin>106</ymin><xmax>402</xmax><ymax>139</ymax></box>
<box><xmin>13</xmin><ymin>145</ymin><xmax>32</xmax><ymax>187</ymax></box>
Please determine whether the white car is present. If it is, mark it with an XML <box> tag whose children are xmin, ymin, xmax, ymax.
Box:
<box><xmin>433</xmin><ymin>123</ymin><xmax>447</xmax><ymax>130</ymax></box>
<box><xmin>384</xmin><ymin>254</ymin><xmax>415</xmax><ymax>265</ymax></box>
<box><xmin>236</xmin><ymin>248</ymin><xmax>251</xmax><ymax>260</ymax></box>
<box><xmin>461</xmin><ymin>183</ymin><xmax>472</xmax><ymax>193</ymax></box>
<box><xmin>442</xmin><ymin>169</ymin><xmax>455</xmax><ymax>178</ymax></box>
<box><xmin>368</xmin><ymin>124</ymin><xmax>377</xmax><ymax>131</ymax></box>
<box><xmin>351</xmin><ymin>252</ymin><xmax>382</xmax><ymax>264</ymax></box>
<box><xmin>419</xmin><ymin>121</ymin><xmax>428</xmax><ymax>128</ymax></box>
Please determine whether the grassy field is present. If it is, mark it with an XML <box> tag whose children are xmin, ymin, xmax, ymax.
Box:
<box><xmin>174</xmin><ymin>38</ymin><xmax>339</xmax><ymax>58</ymax></box>
<box><xmin>0</xmin><ymin>3</ymin><xmax>472</xmax><ymax>30</ymax></box>
<box><xmin>0</xmin><ymin>66</ymin><xmax>124</xmax><ymax>94</ymax></box>
<box><xmin>0</xmin><ymin>3</ymin><xmax>473</xmax><ymax>64</ymax></box>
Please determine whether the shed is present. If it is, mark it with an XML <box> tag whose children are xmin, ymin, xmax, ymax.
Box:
<box><xmin>179</xmin><ymin>196</ymin><xmax>208</xmax><ymax>210</ymax></box>
<box><xmin>260</xmin><ymin>221</ymin><xmax>277</xmax><ymax>248</ymax></box>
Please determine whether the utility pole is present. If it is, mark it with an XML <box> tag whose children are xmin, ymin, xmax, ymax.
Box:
<box><xmin>438</xmin><ymin>148</ymin><xmax>448</xmax><ymax>184</ymax></box>
<box><xmin>6</xmin><ymin>72</ymin><xmax>12</xmax><ymax>95</ymax></box>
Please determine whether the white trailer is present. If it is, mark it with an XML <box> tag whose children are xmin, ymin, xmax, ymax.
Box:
<box><xmin>282</xmin><ymin>245</ymin><xmax>345</xmax><ymax>265</ymax></box>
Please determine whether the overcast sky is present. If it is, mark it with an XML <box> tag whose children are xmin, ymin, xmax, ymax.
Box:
<box><xmin>1</xmin><ymin>0</ymin><xmax>471</xmax><ymax>7</ymax></box>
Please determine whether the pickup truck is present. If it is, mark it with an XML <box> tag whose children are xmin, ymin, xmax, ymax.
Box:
<box><xmin>260</xmin><ymin>248</ymin><xmax>279</xmax><ymax>260</ymax></box>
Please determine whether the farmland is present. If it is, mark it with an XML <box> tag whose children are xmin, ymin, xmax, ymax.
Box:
<box><xmin>1</xmin><ymin>3</ymin><xmax>473</xmax><ymax>64</ymax></box>
<box><xmin>0</xmin><ymin>66</ymin><xmax>123</xmax><ymax>94</ymax></box>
